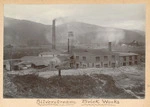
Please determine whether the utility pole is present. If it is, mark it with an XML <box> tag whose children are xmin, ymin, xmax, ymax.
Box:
<box><xmin>58</xmin><ymin>69</ymin><xmax>61</xmax><ymax>77</ymax></box>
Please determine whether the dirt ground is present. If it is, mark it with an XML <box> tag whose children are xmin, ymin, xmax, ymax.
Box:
<box><xmin>38</xmin><ymin>65</ymin><xmax>145</xmax><ymax>80</ymax></box>
<box><xmin>37</xmin><ymin>64</ymin><xmax>145</xmax><ymax>98</ymax></box>
<box><xmin>4</xmin><ymin>64</ymin><xmax>145</xmax><ymax>98</ymax></box>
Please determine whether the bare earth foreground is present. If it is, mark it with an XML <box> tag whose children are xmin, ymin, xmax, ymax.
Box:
<box><xmin>4</xmin><ymin>65</ymin><xmax>145</xmax><ymax>99</ymax></box>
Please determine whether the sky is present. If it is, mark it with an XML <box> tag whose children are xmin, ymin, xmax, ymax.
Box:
<box><xmin>4</xmin><ymin>4</ymin><xmax>145</xmax><ymax>31</ymax></box>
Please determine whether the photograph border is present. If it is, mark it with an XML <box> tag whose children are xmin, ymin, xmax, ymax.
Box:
<box><xmin>0</xmin><ymin>0</ymin><xmax>150</xmax><ymax>107</ymax></box>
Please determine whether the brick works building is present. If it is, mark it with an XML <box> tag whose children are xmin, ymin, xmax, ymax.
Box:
<box><xmin>71</xmin><ymin>42</ymin><xmax>141</xmax><ymax>68</ymax></box>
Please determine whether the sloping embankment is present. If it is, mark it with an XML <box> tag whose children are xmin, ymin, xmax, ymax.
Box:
<box><xmin>4</xmin><ymin>73</ymin><xmax>137</xmax><ymax>98</ymax></box>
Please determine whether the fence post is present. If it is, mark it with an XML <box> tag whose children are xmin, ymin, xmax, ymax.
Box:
<box><xmin>58</xmin><ymin>69</ymin><xmax>61</xmax><ymax>77</ymax></box>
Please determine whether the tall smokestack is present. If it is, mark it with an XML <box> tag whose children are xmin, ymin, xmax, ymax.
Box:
<box><xmin>68</xmin><ymin>31</ymin><xmax>74</xmax><ymax>53</ymax></box>
<box><xmin>108</xmin><ymin>42</ymin><xmax>112</xmax><ymax>51</ymax></box>
<box><xmin>52</xmin><ymin>19</ymin><xmax>56</xmax><ymax>50</ymax></box>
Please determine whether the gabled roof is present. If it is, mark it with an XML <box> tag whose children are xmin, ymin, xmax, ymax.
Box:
<box><xmin>20</xmin><ymin>56</ymin><xmax>55</xmax><ymax>66</ymax></box>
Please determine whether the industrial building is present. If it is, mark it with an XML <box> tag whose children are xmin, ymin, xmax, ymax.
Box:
<box><xmin>72</xmin><ymin>50</ymin><xmax>140</xmax><ymax>68</ymax></box>
<box><xmin>71</xmin><ymin>42</ymin><xmax>141</xmax><ymax>68</ymax></box>
<box><xmin>72</xmin><ymin>48</ymin><xmax>119</xmax><ymax>68</ymax></box>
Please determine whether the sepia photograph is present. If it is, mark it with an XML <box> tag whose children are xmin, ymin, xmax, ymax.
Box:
<box><xmin>3</xmin><ymin>4</ymin><xmax>145</xmax><ymax>99</ymax></box>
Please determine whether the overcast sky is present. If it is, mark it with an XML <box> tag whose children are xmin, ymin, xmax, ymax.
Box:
<box><xmin>4</xmin><ymin>4</ymin><xmax>145</xmax><ymax>31</ymax></box>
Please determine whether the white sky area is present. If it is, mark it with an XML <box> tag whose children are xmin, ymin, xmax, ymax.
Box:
<box><xmin>4</xmin><ymin>4</ymin><xmax>145</xmax><ymax>31</ymax></box>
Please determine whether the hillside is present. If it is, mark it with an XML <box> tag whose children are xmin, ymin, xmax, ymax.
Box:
<box><xmin>4</xmin><ymin>17</ymin><xmax>51</xmax><ymax>46</ymax></box>
<box><xmin>4</xmin><ymin>17</ymin><xmax>145</xmax><ymax>47</ymax></box>
<box><xmin>4</xmin><ymin>73</ymin><xmax>137</xmax><ymax>98</ymax></box>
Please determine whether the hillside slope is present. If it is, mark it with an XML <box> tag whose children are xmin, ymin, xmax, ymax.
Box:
<box><xmin>4</xmin><ymin>17</ymin><xmax>51</xmax><ymax>46</ymax></box>
<box><xmin>4</xmin><ymin>17</ymin><xmax>145</xmax><ymax>47</ymax></box>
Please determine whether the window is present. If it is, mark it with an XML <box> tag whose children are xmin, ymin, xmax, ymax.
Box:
<box><xmin>129</xmin><ymin>56</ymin><xmax>132</xmax><ymax>60</ymax></box>
<box><xmin>96</xmin><ymin>64</ymin><xmax>100</xmax><ymax>68</ymax></box>
<box><xmin>135</xmin><ymin>55</ymin><xmax>137</xmax><ymax>60</ymax></box>
<box><xmin>123</xmin><ymin>56</ymin><xmax>126</xmax><ymax>61</ymax></box>
<box><xmin>104</xmin><ymin>64</ymin><xmax>108</xmax><ymax>67</ymax></box>
<box><xmin>123</xmin><ymin>62</ymin><xmax>126</xmax><ymax>66</ymax></box>
<box><xmin>80</xmin><ymin>62</ymin><xmax>82</xmax><ymax>65</ymax></box>
<box><xmin>112</xmin><ymin>55</ymin><xmax>115</xmax><ymax>60</ymax></box>
<box><xmin>129</xmin><ymin>62</ymin><xmax>132</xmax><ymax>65</ymax></box>
<box><xmin>96</xmin><ymin>56</ymin><xmax>100</xmax><ymax>62</ymax></box>
<box><xmin>104</xmin><ymin>56</ymin><xmax>108</xmax><ymax>61</ymax></box>
<box><xmin>135</xmin><ymin>61</ymin><xmax>137</xmax><ymax>65</ymax></box>
<box><xmin>76</xmin><ymin>63</ymin><xmax>79</xmax><ymax>68</ymax></box>
<box><xmin>112</xmin><ymin>63</ymin><xmax>115</xmax><ymax>67</ymax></box>
<box><xmin>76</xmin><ymin>56</ymin><xmax>79</xmax><ymax>60</ymax></box>
<box><xmin>70</xmin><ymin>56</ymin><xmax>74</xmax><ymax>59</ymax></box>
<box><xmin>83</xmin><ymin>56</ymin><xmax>86</xmax><ymax>61</ymax></box>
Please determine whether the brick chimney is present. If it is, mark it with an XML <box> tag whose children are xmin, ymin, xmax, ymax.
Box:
<box><xmin>108</xmin><ymin>42</ymin><xmax>112</xmax><ymax>51</ymax></box>
<box><xmin>68</xmin><ymin>31</ymin><xmax>74</xmax><ymax>53</ymax></box>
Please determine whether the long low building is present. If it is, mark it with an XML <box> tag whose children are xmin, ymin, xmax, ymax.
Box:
<box><xmin>72</xmin><ymin>49</ymin><xmax>119</xmax><ymax>68</ymax></box>
<box><xmin>72</xmin><ymin>50</ymin><xmax>140</xmax><ymax>68</ymax></box>
<box><xmin>71</xmin><ymin>42</ymin><xmax>141</xmax><ymax>68</ymax></box>
<box><xmin>15</xmin><ymin>53</ymin><xmax>70</xmax><ymax>70</ymax></box>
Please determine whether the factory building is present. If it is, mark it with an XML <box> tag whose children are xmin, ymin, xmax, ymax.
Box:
<box><xmin>72</xmin><ymin>49</ymin><xmax>119</xmax><ymax>68</ymax></box>
<box><xmin>71</xmin><ymin>42</ymin><xmax>141</xmax><ymax>68</ymax></box>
